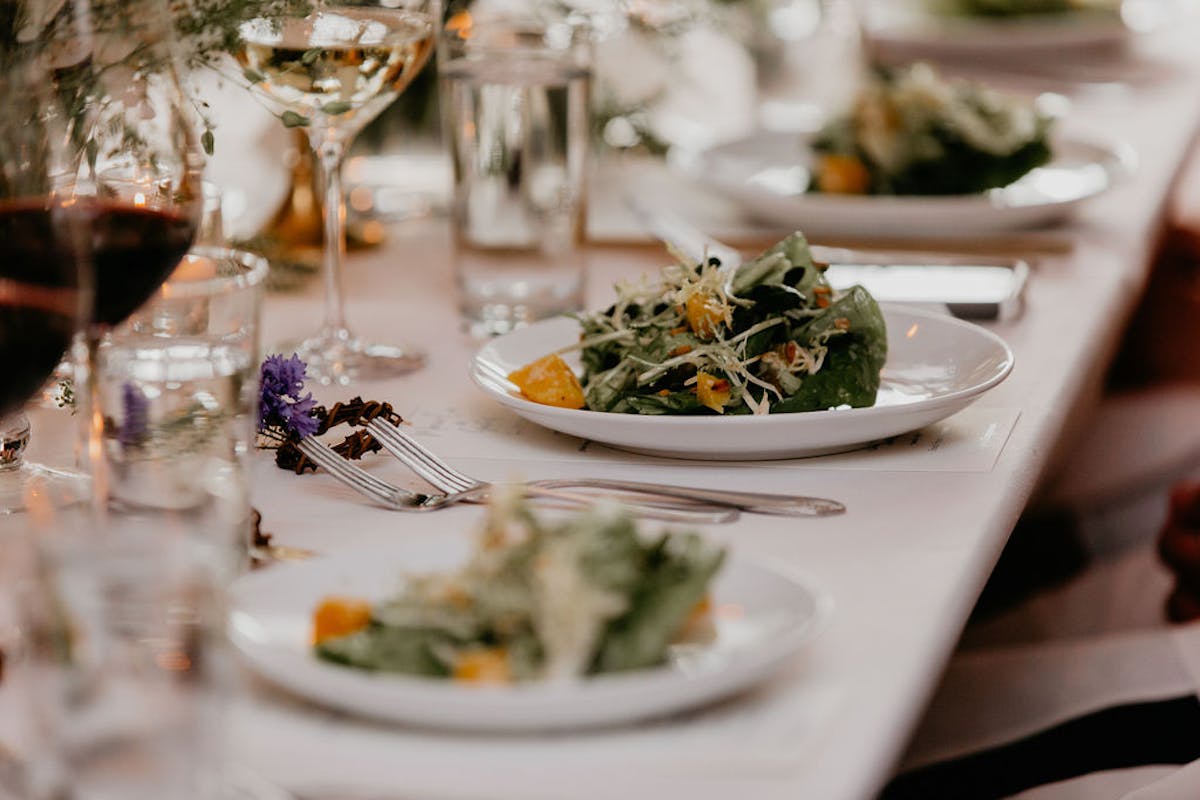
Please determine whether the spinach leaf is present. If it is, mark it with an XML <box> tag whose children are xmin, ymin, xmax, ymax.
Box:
<box><xmin>625</xmin><ymin>391</ymin><xmax>704</xmax><ymax>415</ymax></box>
<box><xmin>591</xmin><ymin>534</ymin><xmax>725</xmax><ymax>673</ymax></box>
<box><xmin>772</xmin><ymin>286</ymin><xmax>887</xmax><ymax>412</ymax></box>
<box><xmin>576</xmin><ymin>232</ymin><xmax>886</xmax><ymax>417</ymax></box>
<box><xmin>316</xmin><ymin>625</ymin><xmax>453</xmax><ymax>676</ymax></box>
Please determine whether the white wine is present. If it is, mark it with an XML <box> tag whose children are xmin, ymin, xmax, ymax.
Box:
<box><xmin>236</xmin><ymin>8</ymin><xmax>434</xmax><ymax>132</ymax></box>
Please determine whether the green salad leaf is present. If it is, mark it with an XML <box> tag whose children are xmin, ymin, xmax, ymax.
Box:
<box><xmin>314</xmin><ymin>499</ymin><xmax>726</xmax><ymax>683</ymax></box>
<box><xmin>574</xmin><ymin>231</ymin><xmax>887</xmax><ymax>416</ymax></box>
<box><xmin>812</xmin><ymin>63</ymin><xmax>1054</xmax><ymax>196</ymax></box>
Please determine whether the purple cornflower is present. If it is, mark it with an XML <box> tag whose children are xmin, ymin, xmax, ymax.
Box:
<box><xmin>258</xmin><ymin>353</ymin><xmax>320</xmax><ymax>439</ymax></box>
<box><xmin>118</xmin><ymin>382</ymin><xmax>149</xmax><ymax>450</ymax></box>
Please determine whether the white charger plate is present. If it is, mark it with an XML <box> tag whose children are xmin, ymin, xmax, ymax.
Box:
<box><xmin>682</xmin><ymin>132</ymin><xmax>1133</xmax><ymax>237</ymax></box>
<box><xmin>861</xmin><ymin>0</ymin><xmax>1172</xmax><ymax>56</ymax></box>
<box><xmin>469</xmin><ymin>307</ymin><xmax>1014</xmax><ymax>460</ymax></box>
<box><xmin>229</xmin><ymin>535</ymin><xmax>830</xmax><ymax>732</ymax></box>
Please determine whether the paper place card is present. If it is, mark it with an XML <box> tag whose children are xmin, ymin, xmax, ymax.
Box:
<box><xmin>404</xmin><ymin>403</ymin><xmax>1020</xmax><ymax>474</ymax></box>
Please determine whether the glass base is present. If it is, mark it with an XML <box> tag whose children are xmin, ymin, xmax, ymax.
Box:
<box><xmin>0</xmin><ymin>462</ymin><xmax>89</xmax><ymax>516</ymax></box>
<box><xmin>288</xmin><ymin>327</ymin><xmax>424</xmax><ymax>386</ymax></box>
<box><xmin>457</xmin><ymin>274</ymin><xmax>584</xmax><ymax>339</ymax></box>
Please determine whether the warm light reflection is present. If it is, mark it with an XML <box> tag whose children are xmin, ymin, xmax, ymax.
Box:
<box><xmin>446</xmin><ymin>10</ymin><xmax>472</xmax><ymax>39</ymax></box>
<box><xmin>906</xmin><ymin>323</ymin><xmax>920</xmax><ymax>339</ymax></box>
<box><xmin>349</xmin><ymin>186</ymin><xmax>374</xmax><ymax>212</ymax></box>
<box><xmin>359</xmin><ymin>220</ymin><xmax>385</xmax><ymax>244</ymax></box>
<box><xmin>162</xmin><ymin>255</ymin><xmax>217</xmax><ymax>299</ymax></box>
<box><xmin>156</xmin><ymin>650</ymin><xmax>192</xmax><ymax>673</ymax></box>
<box><xmin>90</xmin><ymin>404</ymin><xmax>107</xmax><ymax>508</ymax></box>
<box><xmin>716</xmin><ymin>603</ymin><xmax>744</xmax><ymax>619</ymax></box>
<box><xmin>133</xmin><ymin>191</ymin><xmax>147</xmax><ymax>207</ymax></box>
<box><xmin>23</xmin><ymin>475</ymin><xmax>55</xmax><ymax>529</ymax></box>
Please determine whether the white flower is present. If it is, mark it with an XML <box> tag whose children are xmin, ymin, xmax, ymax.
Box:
<box><xmin>593</xmin><ymin>27</ymin><xmax>673</xmax><ymax>109</ymax></box>
<box><xmin>647</xmin><ymin>25</ymin><xmax>757</xmax><ymax>149</ymax></box>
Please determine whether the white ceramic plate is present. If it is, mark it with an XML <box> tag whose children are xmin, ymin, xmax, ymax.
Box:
<box><xmin>861</xmin><ymin>0</ymin><xmax>1171</xmax><ymax>56</ymax></box>
<box><xmin>469</xmin><ymin>307</ymin><xmax>1014</xmax><ymax>460</ymax></box>
<box><xmin>229</xmin><ymin>536</ymin><xmax>830</xmax><ymax>732</ymax></box>
<box><xmin>683</xmin><ymin>132</ymin><xmax>1133</xmax><ymax>237</ymax></box>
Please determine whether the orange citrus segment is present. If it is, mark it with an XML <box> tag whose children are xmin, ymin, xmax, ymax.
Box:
<box><xmin>508</xmin><ymin>354</ymin><xmax>586</xmax><ymax>409</ymax></box>
<box><xmin>695</xmin><ymin>372</ymin><xmax>732</xmax><ymax>413</ymax></box>
<box><xmin>312</xmin><ymin>596</ymin><xmax>372</xmax><ymax>645</ymax></box>
<box><xmin>816</xmin><ymin>154</ymin><xmax>871</xmax><ymax>194</ymax></box>
<box><xmin>685</xmin><ymin>293</ymin><xmax>725</xmax><ymax>339</ymax></box>
<box><xmin>453</xmin><ymin>647</ymin><xmax>511</xmax><ymax>684</ymax></box>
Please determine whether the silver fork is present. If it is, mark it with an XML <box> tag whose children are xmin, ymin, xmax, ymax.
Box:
<box><xmin>362</xmin><ymin>419</ymin><xmax>845</xmax><ymax>518</ymax></box>
<box><xmin>294</xmin><ymin>437</ymin><xmax>738</xmax><ymax>524</ymax></box>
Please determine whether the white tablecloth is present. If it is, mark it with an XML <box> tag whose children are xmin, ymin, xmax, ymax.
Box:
<box><xmin>231</xmin><ymin>17</ymin><xmax>1200</xmax><ymax>800</ymax></box>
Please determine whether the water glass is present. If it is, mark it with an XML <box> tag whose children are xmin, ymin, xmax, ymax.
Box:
<box><xmin>754</xmin><ymin>0</ymin><xmax>866</xmax><ymax>132</ymax></box>
<box><xmin>22</xmin><ymin>505</ymin><xmax>230</xmax><ymax>800</ymax></box>
<box><xmin>441</xmin><ymin>9</ymin><xmax>592</xmax><ymax>337</ymax></box>
<box><xmin>0</xmin><ymin>247</ymin><xmax>271</xmax><ymax>799</ymax></box>
<box><xmin>102</xmin><ymin>247</ymin><xmax>267</xmax><ymax>520</ymax></box>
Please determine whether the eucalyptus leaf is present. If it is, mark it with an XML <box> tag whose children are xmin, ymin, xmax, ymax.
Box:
<box><xmin>321</xmin><ymin>100</ymin><xmax>353</xmax><ymax>116</ymax></box>
<box><xmin>280</xmin><ymin>110</ymin><xmax>310</xmax><ymax>128</ymax></box>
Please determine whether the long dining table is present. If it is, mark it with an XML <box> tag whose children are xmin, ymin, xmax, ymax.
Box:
<box><xmin>230</xmin><ymin>14</ymin><xmax>1200</xmax><ymax>800</ymax></box>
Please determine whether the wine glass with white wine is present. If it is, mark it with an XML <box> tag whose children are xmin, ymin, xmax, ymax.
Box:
<box><xmin>233</xmin><ymin>0</ymin><xmax>437</xmax><ymax>385</ymax></box>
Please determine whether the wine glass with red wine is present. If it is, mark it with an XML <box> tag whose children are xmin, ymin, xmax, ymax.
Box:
<box><xmin>0</xmin><ymin>55</ymin><xmax>91</xmax><ymax>513</ymax></box>
<box><xmin>0</xmin><ymin>0</ymin><xmax>202</xmax><ymax>512</ymax></box>
<box><xmin>53</xmin><ymin>5</ymin><xmax>204</xmax><ymax>333</ymax></box>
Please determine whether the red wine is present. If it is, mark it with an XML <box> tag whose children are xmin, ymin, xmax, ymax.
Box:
<box><xmin>87</xmin><ymin>201</ymin><xmax>196</xmax><ymax>327</ymax></box>
<box><xmin>0</xmin><ymin>199</ymin><xmax>195</xmax><ymax>416</ymax></box>
<box><xmin>0</xmin><ymin>202</ymin><xmax>81</xmax><ymax>417</ymax></box>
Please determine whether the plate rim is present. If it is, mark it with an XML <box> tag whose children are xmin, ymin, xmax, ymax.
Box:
<box><xmin>468</xmin><ymin>305</ymin><xmax>1015</xmax><ymax>429</ymax></box>
<box><xmin>229</xmin><ymin>545</ymin><xmax>834</xmax><ymax>729</ymax></box>
<box><xmin>861</xmin><ymin>0</ymin><xmax>1160</xmax><ymax>50</ymax></box>
<box><xmin>687</xmin><ymin>131</ymin><xmax>1135</xmax><ymax>213</ymax></box>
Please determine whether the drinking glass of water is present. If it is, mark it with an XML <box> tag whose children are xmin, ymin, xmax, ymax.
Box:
<box><xmin>101</xmin><ymin>248</ymin><xmax>267</xmax><ymax>520</ymax></box>
<box><xmin>440</xmin><ymin>7</ymin><xmax>593</xmax><ymax>337</ymax></box>
<box><xmin>3</xmin><ymin>247</ymin><xmax>279</xmax><ymax>800</ymax></box>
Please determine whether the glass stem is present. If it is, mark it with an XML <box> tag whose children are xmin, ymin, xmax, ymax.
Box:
<box><xmin>314</xmin><ymin>135</ymin><xmax>350</xmax><ymax>339</ymax></box>
<box><xmin>80</xmin><ymin>331</ymin><xmax>108</xmax><ymax>523</ymax></box>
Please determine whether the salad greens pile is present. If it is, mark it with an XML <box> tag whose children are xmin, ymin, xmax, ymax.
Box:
<box><xmin>813</xmin><ymin>63</ymin><xmax>1054</xmax><ymax>196</ymax></box>
<box><xmin>316</xmin><ymin>497</ymin><xmax>725</xmax><ymax>681</ymax></box>
<box><xmin>574</xmin><ymin>232</ymin><xmax>887</xmax><ymax>416</ymax></box>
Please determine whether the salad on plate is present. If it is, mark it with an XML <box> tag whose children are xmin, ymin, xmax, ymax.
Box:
<box><xmin>507</xmin><ymin>231</ymin><xmax>887</xmax><ymax>417</ymax></box>
<box><xmin>929</xmin><ymin>0</ymin><xmax>1120</xmax><ymax>17</ymax></box>
<box><xmin>811</xmin><ymin>63</ymin><xmax>1054</xmax><ymax>196</ymax></box>
<box><xmin>312</xmin><ymin>496</ymin><xmax>725</xmax><ymax>683</ymax></box>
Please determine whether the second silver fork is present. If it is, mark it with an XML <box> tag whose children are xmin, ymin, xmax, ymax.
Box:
<box><xmin>294</xmin><ymin>436</ymin><xmax>737</xmax><ymax>524</ymax></box>
<box><xmin>362</xmin><ymin>419</ymin><xmax>845</xmax><ymax>518</ymax></box>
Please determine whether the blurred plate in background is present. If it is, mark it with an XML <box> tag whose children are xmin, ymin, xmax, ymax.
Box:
<box><xmin>681</xmin><ymin>131</ymin><xmax>1134</xmax><ymax>237</ymax></box>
